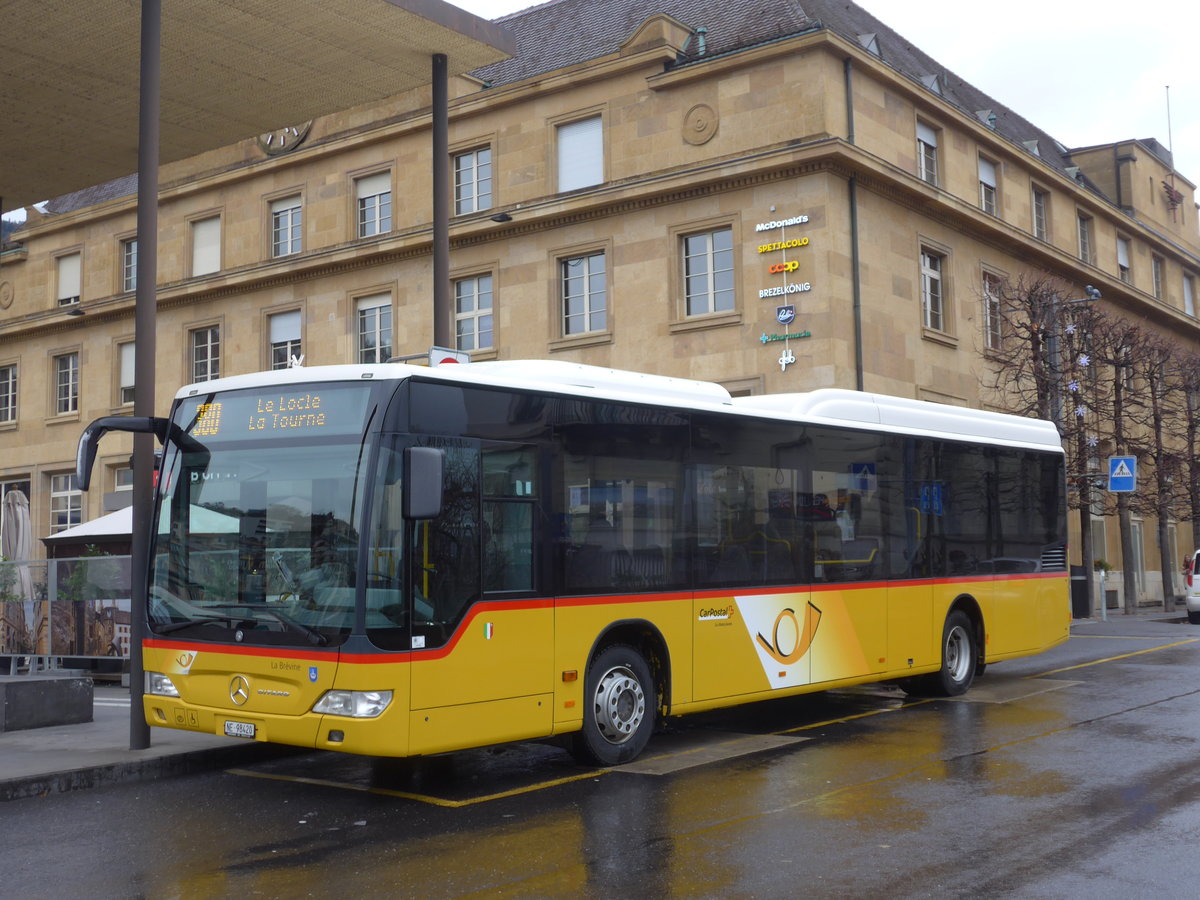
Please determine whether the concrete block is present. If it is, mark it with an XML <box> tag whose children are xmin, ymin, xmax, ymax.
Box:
<box><xmin>0</xmin><ymin>675</ymin><xmax>93</xmax><ymax>732</ymax></box>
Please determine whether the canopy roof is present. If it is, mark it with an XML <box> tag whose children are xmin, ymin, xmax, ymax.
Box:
<box><xmin>1</xmin><ymin>0</ymin><xmax>514</xmax><ymax>209</ymax></box>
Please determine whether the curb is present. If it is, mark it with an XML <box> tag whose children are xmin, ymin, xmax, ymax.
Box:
<box><xmin>0</xmin><ymin>741</ymin><xmax>297</xmax><ymax>803</ymax></box>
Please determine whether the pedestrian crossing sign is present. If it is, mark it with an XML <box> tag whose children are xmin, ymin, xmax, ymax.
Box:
<box><xmin>1108</xmin><ymin>456</ymin><xmax>1136</xmax><ymax>492</ymax></box>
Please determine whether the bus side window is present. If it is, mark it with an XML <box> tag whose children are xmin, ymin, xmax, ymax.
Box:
<box><xmin>482</xmin><ymin>444</ymin><xmax>538</xmax><ymax>594</ymax></box>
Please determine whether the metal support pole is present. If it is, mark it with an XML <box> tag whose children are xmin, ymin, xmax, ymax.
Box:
<box><xmin>1046</xmin><ymin>295</ymin><xmax>1062</xmax><ymax>429</ymax></box>
<box><xmin>129</xmin><ymin>0</ymin><xmax>161</xmax><ymax>750</ymax></box>
<box><xmin>432</xmin><ymin>53</ymin><xmax>450</xmax><ymax>349</ymax></box>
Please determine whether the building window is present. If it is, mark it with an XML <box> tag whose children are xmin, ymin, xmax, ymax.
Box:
<box><xmin>683</xmin><ymin>227</ymin><xmax>734</xmax><ymax>316</ymax></box>
<box><xmin>121</xmin><ymin>238</ymin><xmax>138</xmax><ymax>293</ymax></box>
<box><xmin>455</xmin><ymin>275</ymin><xmax>494</xmax><ymax>351</ymax></box>
<box><xmin>118</xmin><ymin>342</ymin><xmax>135</xmax><ymax>405</ymax></box>
<box><xmin>190</xmin><ymin>326</ymin><xmax>220</xmax><ymax>383</ymax></box>
<box><xmin>557</xmin><ymin>116</ymin><xmax>603</xmax><ymax>192</ymax></box>
<box><xmin>454</xmin><ymin>148</ymin><xmax>492</xmax><ymax>214</ymax></box>
<box><xmin>191</xmin><ymin>216</ymin><xmax>221</xmax><ymax>276</ymax></box>
<box><xmin>978</xmin><ymin>158</ymin><xmax>998</xmax><ymax>216</ymax></box>
<box><xmin>50</xmin><ymin>474</ymin><xmax>82</xmax><ymax>534</ymax></box>
<box><xmin>1077</xmin><ymin>213</ymin><xmax>1094</xmax><ymax>265</ymax></box>
<box><xmin>561</xmin><ymin>251</ymin><xmax>607</xmax><ymax>335</ymax></box>
<box><xmin>917</xmin><ymin>122</ymin><xmax>938</xmax><ymax>186</ymax></box>
<box><xmin>269</xmin><ymin>311</ymin><xmax>302</xmax><ymax>369</ymax></box>
<box><xmin>56</xmin><ymin>252</ymin><xmax>81</xmax><ymax>306</ymax></box>
<box><xmin>1032</xmin><ymin>188</ymin><xmax>1049</xmax><ymax>241</ymax></box>
<box><xmin>1152</xmin><ymin>255</ymin><xmax>1164</xmax><ymax>300</ymax></box>
<box><xmin>271</xmin><ymin>196</ymin><xmax>302</xmax><ymax>258</ymax></box>
<box><xmin>1185</xmin><ymin>275</ymin><xmax>1196</xmax><ymax>317</ymax></box>
<box><xmin>355</xmin><ymin>173</ymin><xmax>392</xmax><ymax>238</ymax></box>
<box><xmin>920</xmin><ymin>248</ymin><xmax>945</xmax><ymax>332</ymax></box>
<box><xmin>54</xmin><ymin>352</ymin><xmax>79</xmax><ymax>414</ymax></box>
<box><xmin>115</xmin><ymin>467</ymin><xmax>134</xmax><ymax>492</ymax></box>
<box><xmin>1117</xmin><ymin>237</ymin><xmax>1132</xmax><ymax>284</ymax></box>
<box><xmin>983</xmin><ymin>271</ymin><xmax>1003</xmax><ymax>351</ymax></box>
<box><xmin>356</xmin><ymin>294</ymin><xmax>392</xmax><ymax>364</ymax></box>
<box><xmin>0</xmin><ymin>364</ymin><xmax>15</xmax><ymax>423</ymax></box>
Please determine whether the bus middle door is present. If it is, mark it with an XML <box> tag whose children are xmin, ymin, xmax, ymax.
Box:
<box><xmin>407</xmin><ymin>441</ymin><xmax>553</xmax><ymax>755</ymax></box>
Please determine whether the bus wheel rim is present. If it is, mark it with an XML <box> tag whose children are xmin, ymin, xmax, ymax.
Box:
<box><xmin>945</xmin><ymin>625</ymin><xmax>971</xmax><ymax>682</ymax></box>
<box><xmin>593</xmin><ymin>665</ymin><xmax>645</xmax><ymax>745</ymax></box>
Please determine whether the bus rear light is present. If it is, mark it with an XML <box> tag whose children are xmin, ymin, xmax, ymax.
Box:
<box><xmin>146</xmin><ymin>672</ymin><xmax>180</xmax><ymax>697</ymax></box>
<box><xmin>313</xmin><ymin>689</ymin><xmax>393</xmax><ymax>718</ymax></box>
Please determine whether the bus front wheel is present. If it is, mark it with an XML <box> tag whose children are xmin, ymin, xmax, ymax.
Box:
<box><xmin>571</xmin><ymin>644</ymin><xmax>656</xmax><ymax>766</ymax></box>
<box><xmin>903</xmin><ymin>610</ymin><xmax>977</xmax><ymax>697</ymax></box>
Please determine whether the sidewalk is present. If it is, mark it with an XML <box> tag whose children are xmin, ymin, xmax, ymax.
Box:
<box><xmin>0</xmin><ymin>685</ymin><xmax>287</xmax><ymax>802</ymax></box>
<box><xmin>1</xmin><ymin>610</ymin><xmax>1191</xmax><ymax>803</ymax></box>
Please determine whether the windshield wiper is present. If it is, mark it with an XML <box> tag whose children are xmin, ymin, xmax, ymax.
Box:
<box><xmin>154</xmin><ymin>615</ymin><xmax>240</xmax><ymax>635</ymax></box>
<box><xmin>257</xmin><ymin>607</ymin><xmax>329</xmax><ymax>646</ymax></box>
<box><xmin>203</xmin><ymin>603</ymin><xmax>328</xmax><ymax>646</ymax></box>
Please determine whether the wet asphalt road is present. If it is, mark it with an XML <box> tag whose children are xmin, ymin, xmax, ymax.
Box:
<box><xmin>7</xmin><ymin>616</ymin><xmax>1200</xmax><ymax>899</ymax></box>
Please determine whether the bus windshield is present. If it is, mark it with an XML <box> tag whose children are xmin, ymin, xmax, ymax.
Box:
<box><xmin>149</xmin><ymin>383</ymin><xmax>375</xmax><ymax>647</ymax></box>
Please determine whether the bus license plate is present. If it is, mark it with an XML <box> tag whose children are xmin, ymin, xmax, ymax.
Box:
<box><xmin>224</xmin><ymin>720</ymin><xmax>256</xmax><ymax>739</ymax></box>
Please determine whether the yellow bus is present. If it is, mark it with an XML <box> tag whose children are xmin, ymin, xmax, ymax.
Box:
<box><xmin>78</xmin><ymin>360</ymin><xmax>1068</xmax><ymax>765</ymax></box>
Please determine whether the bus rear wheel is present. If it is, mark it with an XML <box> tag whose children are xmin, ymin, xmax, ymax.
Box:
<box><xmin>902</xmin><ymin>610</ymin><xmax>977</xmax><ymax>697</ymax></box>
<box><xmin>571</xmin><ymin>644</ymin><xmax>656</xmax><ymax>766</ymax></box>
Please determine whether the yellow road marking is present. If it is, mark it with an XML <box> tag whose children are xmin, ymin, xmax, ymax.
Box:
<box><xmin>777</xmin><ymin>698</ymin><xmax>934</xmax><ymax>734</ymax></box>
<box><xmin>1032</xmin><ymin>638</ymin><xmax>1199</xmax><ymax>677</ymax></box>
<box><xmin>225</xmin><ymin>766</ymin><xmax>607</xmax><ymax>807</ymax></box>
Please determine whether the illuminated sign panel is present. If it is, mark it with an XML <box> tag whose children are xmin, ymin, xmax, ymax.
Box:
<box><xmin>176</xmin><ymin>384</ymin><xmax>373</xmax><ymax>442</ymax></box>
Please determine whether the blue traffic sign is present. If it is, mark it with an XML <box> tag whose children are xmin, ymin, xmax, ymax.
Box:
<box><xmin>1108</xmin><ymin>456</ymin><xmax>1136</xmax><ymax>492</ymax></box>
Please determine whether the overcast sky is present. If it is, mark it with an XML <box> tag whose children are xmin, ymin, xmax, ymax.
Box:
<box><xmin>452</xmin><ymin>0</ymin><xmax>1200</xmax><ymax>187</ymax></box>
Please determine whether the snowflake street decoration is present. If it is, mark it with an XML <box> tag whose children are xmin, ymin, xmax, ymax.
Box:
<box><xmin>1074</xmin><ymin>405</ymin><xmax>1087</xmax><ymax>418</ymax></box>
<box><xmin>1087</xmin><ymin>434</ymin><xmax>1099</xmax><ymax>448</ymax></box>
<box><xmin>1065</xmin><ymin>323</ymin><xmax>1077</xmax><ymax>335</ymax></box>
<box><xmin>1068</xmin><ymin>380</ymin><xmax>1080</xmax><ymax>393</ymax></box>
<box><xmin>1077</xmin><ymin>353</ymin><xmax>1090</xmax><ymax>367</ymax></box>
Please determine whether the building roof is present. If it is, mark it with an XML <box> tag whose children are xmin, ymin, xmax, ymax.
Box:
<box><xmin>474</xmin><ymin>0</ymin><xmax>815</xmax><ymax>86</ymax></box>
<box><xmin>1</xmin><ymin>0</ymin><xmax>515</xmax><ymax>210</ymax></box>
<box><xmin>477</xmin><ymin>0</ymin><xmax>1084</xmax><ymax>183</ymax></box>
<box><xmin>16</xmin><ymin>0</ymin><xmax>1157</xmax><ymax>220</ymax></box>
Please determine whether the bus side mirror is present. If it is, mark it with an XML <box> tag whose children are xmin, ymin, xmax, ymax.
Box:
<box><xmin>403</xmin><ymin>447</ymin><xmax>443</xmax><ymax>520</ymax></box>
<box><xmin>76</xmin><ymin>416</ymin><xmax>168</xmax><ymax>491</ymax></box>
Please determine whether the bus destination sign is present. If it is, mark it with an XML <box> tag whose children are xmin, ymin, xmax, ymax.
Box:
<box><xmin>180</xmin><ymin>384</ymin><xmax>371</xmax><ymax>441</ymax></box>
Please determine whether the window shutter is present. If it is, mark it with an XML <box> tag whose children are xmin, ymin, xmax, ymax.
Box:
<box><xmin>978</xmin><ymin>158</ymin><xmax>997</xmax><ymax>187</ymax></box>
<box><xmin>269</xmin><ymin>310</ymin><xmax>301</xmax><ymax>343</ymax></box>
<box><xmin>558</xmin><ymin>116</ymin><xmax>603</xmax><ymax>192</ymax></box>
<box><xmin>120</xmin><ymin>343</ymin><xmax>135</xmax><ymax>388</ymax></box>
<box><xmin>356</xmin><ymin>172</ymin><xmax>391</xmax><ymax>198</ymax></box>
<box><xmin>917</xmin><ymin>122</ymin><xmax>938</xmax><ymax>147</ymax></box>
<box><xmin>57</xmin><ymin>253</ymin><xmax>81</xmax><ymax>300</ymax></box>
<box><xmin>1117</xmin><ymin>238</ymin><xmax>1131</xmax><ymax>268</ymax></box>
<box><xmin>192</xmin><ymin>217</ymin><xmax>221</xmax><ymax>276</ymax></box>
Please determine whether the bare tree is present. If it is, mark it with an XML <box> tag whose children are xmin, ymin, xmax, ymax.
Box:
<box><xmin>1089</xmin><ymin>313</ymin><xmax>1145</xmax><ymax>613</ymax></box>
<box><xmin>1173</xmin><ymin>352</ymin><xmax>1200</xmax><ymax>555</ymax></box>
<box><xmin>982</xmin><ymin>274</ymin><xmax>1107</xmax><ymax>612</ymax></box>
<box><xmin>1126</xmin><ymin>330</ymin><xmax>1185</xmax><ymax>609</ymax></box>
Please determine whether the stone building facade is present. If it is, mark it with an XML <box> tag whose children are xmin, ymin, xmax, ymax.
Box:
<box><xmin>2</xmin><ymin>0</ymin><xmax>1198</xmax><ymax>603</ymax></box>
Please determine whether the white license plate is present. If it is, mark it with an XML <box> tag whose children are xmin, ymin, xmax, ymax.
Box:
<box><xmin>224</xmin><ymin>720</ymin><xmax>256</xmax><ymax>739</ymax></box>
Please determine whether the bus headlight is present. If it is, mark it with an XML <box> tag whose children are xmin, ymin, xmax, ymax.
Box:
<box><xmin>146</xmin><ymin>672</ymin><xmax>180</xmax><ymax>697</ymax></box>
<box><xmin>312</xmin><ymin>690</ymin><xmax>392</xmax><ymax>718</ymax></box>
